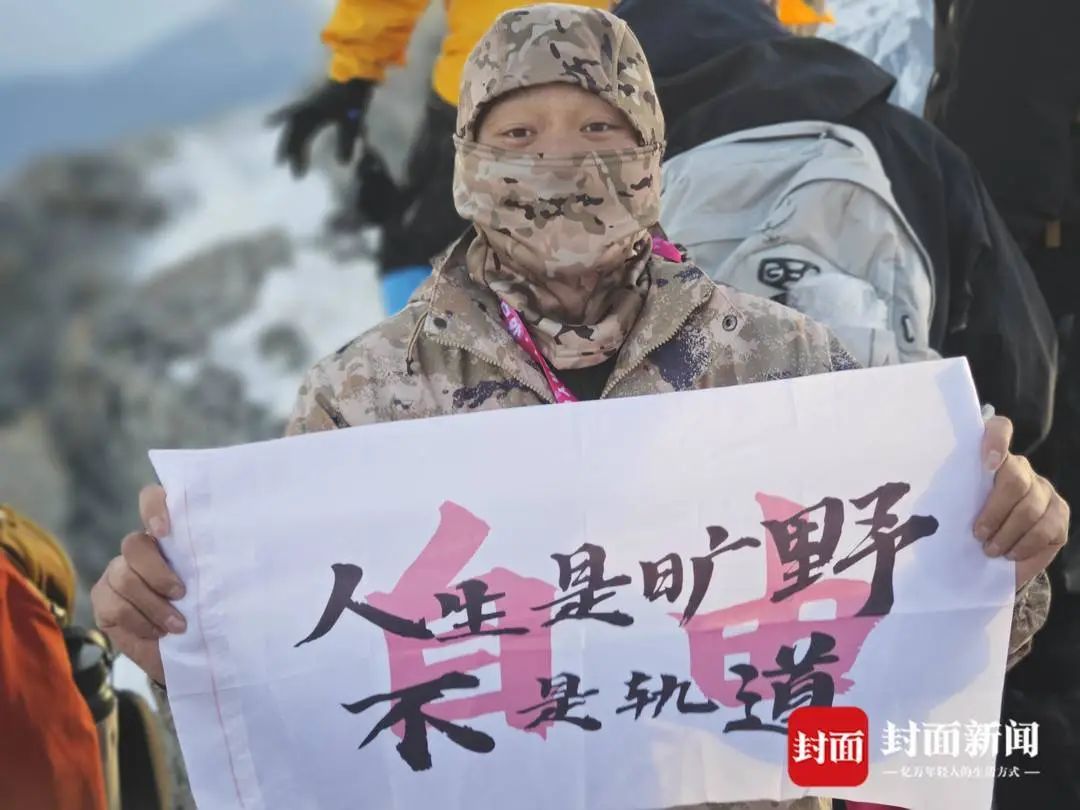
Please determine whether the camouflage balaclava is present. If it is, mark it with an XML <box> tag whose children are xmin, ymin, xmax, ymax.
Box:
<box><xmin>453</xmin><ymin>4</ymin><xmax>665</xmax><ymax>370</ymax></box>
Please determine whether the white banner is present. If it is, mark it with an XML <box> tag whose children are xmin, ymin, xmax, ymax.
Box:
<box><xmin>154</xmin><ymin>358</ymin><xmax>1016</xmax><ymax>810</ymax></box>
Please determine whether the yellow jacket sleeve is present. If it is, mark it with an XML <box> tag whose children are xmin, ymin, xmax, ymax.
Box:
<box><xmin>775</xmin><ymin>0</ymin><xmax>833</xmax><ymax>26</ymax></box>
<box><xmin>322</xmin><ymin>0</ymin><xmax>612</xmax><ymax>105</ymax></box>
<box><xmin>434</xmin><ymin>0</ymin><xmax>610</xmax><ymax>105</ymax></box>
<box><xmin>322</xmin><ymin>0</ymin><xmax>827</xmax><ymax>100</ymax></box>
<box><xmin>321</xmin><ymin>0</ymin><xmax>431</xmax><ymax>84</ymax></box>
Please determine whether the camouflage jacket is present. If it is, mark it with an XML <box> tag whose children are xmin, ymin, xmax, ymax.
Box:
<box><xmin>158</xmin><ymin>237</ymin><xmax>1050</xmax><ymax>810</ymax></box>
<box><xmin>288</xmin><ymin>235</ymin><xmax>854</xmax><ymax>431</ymax></box>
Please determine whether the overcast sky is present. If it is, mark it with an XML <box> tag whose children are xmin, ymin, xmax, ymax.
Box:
<box><xmin>0</xmin><ymin>0</ymin><xmax>335</xmax><ymax>78</ymax></box>
<box><xmin>0</xmin><ymin>0</ymin><xmax>224</xmax><ymax>76</ymax></box>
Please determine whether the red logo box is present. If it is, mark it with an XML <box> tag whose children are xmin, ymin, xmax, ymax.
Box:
<box><xmin>788</xmin><ymin>706</ymin><xmax>870</xmax><ymax>787</ymax></box>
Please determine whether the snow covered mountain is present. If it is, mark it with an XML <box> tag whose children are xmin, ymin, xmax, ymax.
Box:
<box><xmin>0</xmin><ymin>3</ymin><xmax>442</xmax><ymax>622</ymax></box>
<box><xmin>0</xmin><ymin>1</ymin><xmax>327</xmax><ymax>178</ymax></box>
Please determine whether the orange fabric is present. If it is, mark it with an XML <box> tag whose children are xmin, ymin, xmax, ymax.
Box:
<box><xmin>776</xmin><ymin>0</ymin><xmax>834</xmax><ymax>25</ymax></box>
<box><xmin>0</xmin><ymin>505</ymin><xmax>77</xmax><ymax>625</ymax></box>
<box><xmin>322</xmin><ymin>0</ymin><xmax>611</xmax><ymax>105</ymax></box>
<box><xmin>321</xmin><ymin>0</ymin><xmax>832</xmax><ymax>104</ymax></box>
<box><xmin>0</xmin><ymin>554</ymin><xmax>106</xmax><ymax>810</ymax></box>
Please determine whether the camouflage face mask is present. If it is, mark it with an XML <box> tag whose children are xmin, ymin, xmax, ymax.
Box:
<box><xmin>451</xmin><ymin>4</ymin><xmax>666</xmax><ymax>370</ymax></box>
<box><xmin>454</xmin><ymin>139</ymin><xmax>662</xmax><ymax>278</ymax></box>
<box><xmin>457</xmin><ymin>140</ymin><xmax>659</xmax><ymax>370</ymax></box>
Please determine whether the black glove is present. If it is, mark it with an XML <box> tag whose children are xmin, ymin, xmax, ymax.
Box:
<box><xmin>269</xmin><ymin>78</ymin><xmax>375</xmax><ymax>177</ymax></box>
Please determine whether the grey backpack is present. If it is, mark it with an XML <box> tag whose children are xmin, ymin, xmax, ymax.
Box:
<box><xmin>660</xmin><ymin>121</ymin><xmax>938</xmax><ymax>367</ymax></box>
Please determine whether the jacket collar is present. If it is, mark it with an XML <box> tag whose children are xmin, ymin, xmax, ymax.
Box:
<box><xmin>420</xmin><ymin>233</ymin><xmax>554</xmax><ymax>402</ymax></box>
<box><xmin>604</xmin><ymin>255</ymin><xmax>717</xmax><ymax>394</ymax></box>
<box><xmin>418</xmin><ymin>231</ymin><xmax>717</xmax><ymax>399</ymax></box>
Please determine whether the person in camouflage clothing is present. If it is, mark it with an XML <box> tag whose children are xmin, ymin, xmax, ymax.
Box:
<box><xmin>93</xmin><ymin>6</ymin><xmax>1066</xmax><ymax>809</ymax></box>
<box><xmin>286</xmin><ymin>3</ymin><xmax>854</xmax><ymax>430</ymax></box>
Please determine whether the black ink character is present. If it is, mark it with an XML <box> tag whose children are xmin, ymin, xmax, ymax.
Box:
<box><xmin>833</xmin><ymin>482</ymin><xmax>940</xmax><ymax>616</ymax></box>
<box><xmin>616</xmin><ymin>671</ymin><xmax>718</xmax><ymax>720</ymax></box>
<box><xmin>296</xmin><ymin>563</ymin><xmax>432</xmax><ymax>645</ymax></box>
<box><xmin>532</xmin><ymin>543</ymin><xmax>633</xmax><ymax>627</ymax></box>
<box><xmin>640</xmin><ymin>553</ymin><xmax>683</xmax><ymax>604</ymax></box>
<box><xmin>518</xmin><ymin>673</ymin><xmax>601</xmax><ymax>731</ymax></box>
<box><xmin>683</xmin><ymin>527</ymin><xmax>761</xmax><ymax>623</ymax></box>
<box><xmin>434</xmin><ymin>579</ymin><xmax>528</xmax><ymax>642</ymax></box>
<box><xmin>343</xmin><ymin>671</ymin><xmax>495</xmax><ymax>771</ymax></box>
<box><xmin>723</xmin><ymin>663</ymin><xmax>786</xmax><ymax>734</ymax></box>
<box><xmin>762</xmin><ymin>631</ymin><xmax>840</xmax><ymax>718</ymax></box>
<box><xmin>762</xmin><ymin>498</ymin><xmax>845</xmax><ymax>602</ymax></box>
<box><xmin>640</xmin><ymin>529</ymin><xmax>760</xmax><ymax>624</ymax></box>
<box><xmin>724</xmin><ymin>631</ymin><xmax>840</xmax><ymax>735</ymax></box>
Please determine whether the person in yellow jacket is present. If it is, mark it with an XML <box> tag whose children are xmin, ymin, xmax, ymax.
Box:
<box><xmin>271</xmin><ymin>0</ymin><xmax>831</xmax><ymax>314</ymax></box>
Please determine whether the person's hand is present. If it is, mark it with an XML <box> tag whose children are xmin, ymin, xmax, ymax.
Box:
<box><xmin>974</xmin><ymin>416</ymin><xmax>1070</xmax><ymax>589</ymax></box>
<box><xmin>90</xmin><ymin>485</ymin><xmax>184</xmax><ymax>685</ymax></box>
<box><xmin>269</xmin><ymin>79</ymin><xmax>375</xmax><ymax>177</ymax></box>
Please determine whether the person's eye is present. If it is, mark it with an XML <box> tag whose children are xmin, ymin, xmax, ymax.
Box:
<box><xmin>500</xmin><ymin>126</ymin><xmax>534</xmax><ymax>140</ymax></box>
<box><xmin>582</xmin><ymin>121</ymin><xmax>622</xmax><ymax>134</ymax></box>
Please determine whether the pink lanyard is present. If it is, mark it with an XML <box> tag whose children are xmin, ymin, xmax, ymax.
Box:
<box><xmin>499</xmin><ymin>301</ymin><xmax>579</xmax><ymax>403</ymax></box>
<box><xmin>497</xmin><ymin>237</ymin><xmax>686</xmax><ymax>404</ymax></box>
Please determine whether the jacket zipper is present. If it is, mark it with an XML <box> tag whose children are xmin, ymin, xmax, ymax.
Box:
<box><xmin>424</xmin><ymin>331</ymin><xmax>556</xmax><ymax>405</ymax></box>
<box><xmin>600</xmin><ymin>299</ymin><xmax>711</xmax><ymax>398</ymax></box>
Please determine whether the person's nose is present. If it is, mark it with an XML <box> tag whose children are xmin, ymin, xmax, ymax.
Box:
<box><xmin>534</xmin><ymin>129</ymin><xmax>590</xmax><ymax>157</ymax></box>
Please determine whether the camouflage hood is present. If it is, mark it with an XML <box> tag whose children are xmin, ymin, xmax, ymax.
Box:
<box><xmin>454</xmin><ymin>4</ymin><xmax>664</xmax><ymax>143</ymax></box>
<box><xmin>452</xmin><ymin>4</ymin><xmax>665</xmax><ymax>370</ymax></box>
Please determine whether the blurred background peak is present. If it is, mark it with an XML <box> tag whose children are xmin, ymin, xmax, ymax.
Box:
<box><xmin>0</xmin><ymin>0</ymin><xmax>334</xmax><ymax>180</ymax></box>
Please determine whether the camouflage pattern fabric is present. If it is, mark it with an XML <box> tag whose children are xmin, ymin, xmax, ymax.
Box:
<box><xmin>453</xmin><ymin>142</ymin><xmax>660</xmax><ymax>369</ymax></box>
<box><xmin>151</xmin><ymin>682</ymin><xmax>196</xmax><ymax>810</ymax></box>
<box><xmin>455</xmin><ymin>4</ymin><xmax>663</xmax><ymax>144</ymax></box>
<box><xmin>287</xmin><ymin>232</ymin><xmax>848</xmax><ymax>430</ymax></box>
<box><xmin>1009</xmin><ymin>568</ymin><xmax>1052</xmax><ymax>669</ymax></box>
<box><xmin>452</xmin><ymin>4</ymin><xmax>665</xmax><ymax>369</ymax></box>
<box><xmin>453</xmin><ymin>144</ymin><xmax>661</xmax><ymax>285</ymax></box>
